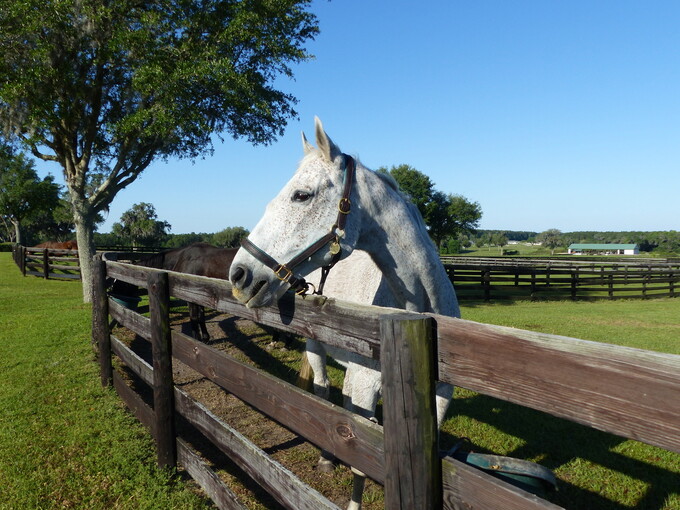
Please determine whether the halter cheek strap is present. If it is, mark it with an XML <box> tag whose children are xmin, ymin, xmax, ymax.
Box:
<box><xmin>240</xmin><ymin>154</ymin><xmax>356</xmax><ymax>296</ymax></box>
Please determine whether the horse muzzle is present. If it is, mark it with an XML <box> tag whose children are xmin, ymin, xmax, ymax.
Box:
<box><xmin>230</xmin><ymin>264</ymin><xmax>284</xmax><ymax>308</ymax></box>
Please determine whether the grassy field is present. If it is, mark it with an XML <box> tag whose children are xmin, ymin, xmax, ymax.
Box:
<box><xmin>452</xmin><ymin>298</ymin><xmax>680</xmax><ymax>509</ymax></box>
<box><xmin>1</xmin><ymin>251</ymin><xmax>679</xmax><ymax>509</ymax></box>
<box><xmin>0</xmin><ymin>254</ymin><xmax>210</xmax><ymax>509</ymax></box>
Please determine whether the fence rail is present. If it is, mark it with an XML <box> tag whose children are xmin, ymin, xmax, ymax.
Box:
<box><xmin>441</xmin><ymin>256</ymin><xmax>680</xmax><ymax>300</ymax></box>
<box><xmin>11</xmin><ymin>244</ymin><xmax>81</xmax><ymax>280</ymax></box>
<box><xmin>92</xmin><ymin>253</ymin><xmax>680</xmax><ymax>510</ymax></box>
<box><xmin>11</xmin><ymin>244</ymin><xmax>164</xmax><ymax>281</ymax></box>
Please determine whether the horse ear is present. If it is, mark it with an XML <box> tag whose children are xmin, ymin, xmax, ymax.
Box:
<box><xmin>301</xmin><ymin>131</ymin><xmax>314</xmax><ymax>154</ymax></box>
<box><xmin>314</xmin><ymin>116</ymin><xmax>341</xmax><ymax>163</ymax></box>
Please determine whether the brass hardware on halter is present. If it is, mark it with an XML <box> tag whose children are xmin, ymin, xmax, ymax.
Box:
<box><xmin>240</xmin><ymin>154</ymin><xmax>356</xmax><ymax>298</ymax></box>
<box><xmin>297</xmin><ymin>281</ymin><xmax>315</xmax><ymax>296</ymax></box>
<box><xmin>338</xmin><ymin>197</ymin><xmax>351</xmax><ymax>215</ymax></box>
<box><xmin>329</xmin><ymin>240</ymin><xmax>341</xmax><ymax>255</ymax></box>
<box><xmin>274</xmin><ymin>264</ymin><xmax>293</xmax><ymax>283</ymax></box>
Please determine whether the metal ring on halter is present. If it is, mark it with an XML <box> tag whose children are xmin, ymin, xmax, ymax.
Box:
<box><xmin>338</xmin><ymin>197</ymin><xmax>351</xmax><ymax>215</ymax></box>
<box><xmin>297</xmin><ymin>281</ymin><xmax>315</xmax><ymax>296</ymax></box>
<box><xmin>274</xmin><ymin>264</ymin><xmax>293</xmax><ymax>283</ymax></box>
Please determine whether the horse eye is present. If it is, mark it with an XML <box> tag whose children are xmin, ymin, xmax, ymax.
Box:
<box><xmin>293</xmin><ymin>190</ymin><xmax>312</xmax><ymax>202</ymax></box>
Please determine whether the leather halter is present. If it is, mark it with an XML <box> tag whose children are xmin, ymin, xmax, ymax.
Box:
<box><xmin>240</xmin><ymin>154</ymin><xmax>356</xmax><ymax>296</ymax></box>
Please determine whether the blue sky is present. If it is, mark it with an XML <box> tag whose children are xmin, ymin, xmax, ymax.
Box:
<box><xmin>37</xmin><ymin>0</ymin><xmax>680</xmax><ymax>234</ymax></box>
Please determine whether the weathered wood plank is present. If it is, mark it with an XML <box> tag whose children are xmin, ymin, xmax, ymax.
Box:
<box><xmin>112</xmin><ymin>371</ymin><xmax>155</xmax><ymax>431</ymax></box>
<box><xmin>176</xmin><ymin>438</ymin><xmax>248</xmax><ymax>510</ymax></box>
<box><xmin>105</xmin><ymin>259</ymin><xmax>383</xmax><ymax>359</ymax></box>
<box><xmin>148</xmin><ymin>271</ymin><xmax>176</xmax><ymax>468</ymax></box>
<box><xmin>171</xmin><ymin>329</ymin><xmax>386</xmax><ymax>482</ymax></box>
<box><xmin>434</xmin><ymin>316</ymin><xmax>680</xmax><ymax>454</ymax></box>
<box><xmin>108</xmin><ymin>297</ymin><xmax>151</xmax><ymax>339</ymax></box>
<box><xmin>175</xmin><ymin>388</ymin><xmax>340</xmax><ymax>510</ymax></box>
<box><xmin>381</xmin><ymin>314</ymin><xmax>440</xmax><ymax>510</ymax></box>
<box><xmin>110</xmin><ymin>334</ymin><xmax>153</xmax><ymax>386</ymax></box>
<box><xmin>91</xmin><ymin>253</ymin><xmax>111</xmax><ymax>386</ymax></box>
<box><xmin>442</xmin><ymin>457</ymin><xmax>564</xmax><ymax>510</ymax></box>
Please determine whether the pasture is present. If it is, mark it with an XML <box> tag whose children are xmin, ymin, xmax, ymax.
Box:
<box><xmin>1</xmin><ymin>251</ymin><xmax>679</xmax><ymax>509</ymax></box>
<box><xmin>0</xmin><ymin>253</ymin><xmax>210</xmax><ymax>509</ymax></box>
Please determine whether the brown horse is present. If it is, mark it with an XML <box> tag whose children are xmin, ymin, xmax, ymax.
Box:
<box><xmin>135</xmin><ymin>242</ymin><xmax>237</xmax><ymax>340</ymax></box>
<box><xmin>34</xmin><ymin>240</ymin><xmax>78</xmax><ymax>250</ymax></box>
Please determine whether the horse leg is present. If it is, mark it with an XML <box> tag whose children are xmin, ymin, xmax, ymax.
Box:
<box><xmin>189</xmin><ymin>303</ymin><xmax>210</xmax><ymax>341</ymax></box>
<box><xmin>305</xmin><ymin>338</ymin><xmax>335</xmax><ymax>473</ymax></box>
<box><xmin>343</xmin><ymin>360</ymin><xmax>381</xmax><ymax>510</ymax></box>
<box><xmin>197</xmin><ymin>305</ymin><xmax>210</xmax><ymax>341</ymax></box>
<box><xmin>435</xmin><ymin>381</ymin><xmax>454</xmax><ymax>426</ymax></box>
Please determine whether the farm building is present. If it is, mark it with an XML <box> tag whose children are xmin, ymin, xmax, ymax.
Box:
<box><xmin>568</xmin><ymin>243</ymin><xmax>640</xmax><ymax>255</ymax></box>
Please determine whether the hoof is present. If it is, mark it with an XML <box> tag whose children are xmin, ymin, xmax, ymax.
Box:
<box><xmin>317</xmin><ymin>458</ymin><xmax>335</xmax><ymax>473</ymax></box>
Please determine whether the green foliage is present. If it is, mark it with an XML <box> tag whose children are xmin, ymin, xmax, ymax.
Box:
<box><xmin>378</xmin><ymin>164</ymin><xmax>482</xmax><ymax>247</ymax></box>
<box><xmin>164</xmin><ymin>232</ymin><xmax>211</xmax><ymax>249</ymax></box>
<box><xmin>536</xmin><ymin>228</ymin><xmax>564</xmax><ymax>255</ymax></box>
<box><xmin>111</xmin><ymin>202</ymin><xmax>170</xmax><ymax>247</ymax></box>
<box><xmin>212</xmin><ymin>226</ymin><xmax>249</xmax><ymax>248</ymax></box>
<box><xmin>0</xmin><ymin>0</ymin><xmax>319</xmax><ymax>299</ymax></box>
<box><xmin>0</xmin><ymin>146</ymin><xmax>61</xmax><ymax>244</ymax></box>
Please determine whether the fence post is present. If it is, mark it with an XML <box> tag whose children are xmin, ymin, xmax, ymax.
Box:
<box><xmin>92</xmin><ymin>253</ymin><xmax>112</xmax><ymax>386</ymax></box>
<box><xmin>20</xmin><ymin>245</ymin><xmax>26</xmax><ymax>276</ymax></box>
<box><xmin>42</xmin><ymin>249</ymin><xmax>49</xmax><ymax>279</ymax></box>
<box><xmin>670</xmin><ymin>271</ymin><xmax>675</xmax><ymax>298</ymax></box>
<box><xmin>148</xmin><ymin>270</ymin><xmax>176</xmax><ymax>469</ymax></box>
<box><xmin>381</xmin><ymin>313</ymin><xmax>440</xmax><ymax>510</ymax></box>
<box><xmin>483</xmin><ymin>270</ymin><xmax>491</xmax><ymax>301</ymax></box>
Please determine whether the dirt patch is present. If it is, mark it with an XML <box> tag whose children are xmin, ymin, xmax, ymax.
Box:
<box><xmin>113</xmin><ymin>304</ymin><xmax>384</xmax><ymax>509</ymax></box>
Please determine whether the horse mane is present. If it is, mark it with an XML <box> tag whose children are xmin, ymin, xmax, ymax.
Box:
<box><xmin>368</xmin><ymin>162</ymin><xmax>437</xmax><ymax>249</ymax></box>
<box><xmin>135</xmin><ymin>250</ymin><xmax>171</xmax><ymax>269</ymax></box>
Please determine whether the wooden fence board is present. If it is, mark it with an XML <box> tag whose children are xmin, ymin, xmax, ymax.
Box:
<box><xmin>111</xmin><ymin>334</ymin><xmax>153</xmax><ymax>385</ymax></box>
<box><xmin>112</xmin><ymin>371</ymin><xmax>155</xmax><ymax>431</ymax></box>
<box><xmin>108</xmin><ymin>298</ymin><xmax>151</xmax><ymax>339</ymax></box>
<box><xmin>105</xmin><ymin>260</ymin><xmax>383</xmax><ymax>359</ymax></box>
<box><xmin>176</xmin><ymin>438</ymin><xmax>248</xmax><ymax>510</ymax></box>
<box><xmin>171</xmin><ymin>329</ymin><xmax>386</xmax><ymax>483</ymax></box>
<box><xmin>434</xmin><ymin>316</ymin><xmax>680</xmax><ymax>454</ymax></box>
<box><xmin>175</xmin><ymin>388</ymin><xmax>341</xmax><ymax>510</ymax></box>
<box><xmin>442</xmin><ymin>457</ymin><xmax>564</xmax><ymax>510</ymax></box>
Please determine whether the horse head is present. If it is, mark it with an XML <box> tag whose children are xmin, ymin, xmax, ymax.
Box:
<box><xmin>230</xmin><ymin>117</ymin><xmax>360</xmax><ymax>308</ymax></box>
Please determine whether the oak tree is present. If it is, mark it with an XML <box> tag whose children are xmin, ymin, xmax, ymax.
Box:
<box><xmin>0</xmin><ymin>0</ymin><xmax>318</xmax><ymax>300</ymax></box>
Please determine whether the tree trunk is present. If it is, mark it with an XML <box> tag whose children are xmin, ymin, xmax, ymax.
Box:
<box><xmin>74</xmin><ymin>213</ymin><xmax>96</xmax><ymax>303</ymax></box>
<box><xmin>12</xmin><ymin>219</ymin><xmax>22</xmax><ymax>245</ymax></box>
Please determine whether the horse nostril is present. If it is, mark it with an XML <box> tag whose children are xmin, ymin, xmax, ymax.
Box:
<box><xmin>231</xmin><ymin>265</ymin><xmax>245</xmax><ymax>286</ymax></box>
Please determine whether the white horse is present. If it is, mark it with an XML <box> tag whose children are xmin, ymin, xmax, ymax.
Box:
<box><xmin>229</xmin><ymin>118</ymin><xmax>460</xmax><ymax>510</ymax></box>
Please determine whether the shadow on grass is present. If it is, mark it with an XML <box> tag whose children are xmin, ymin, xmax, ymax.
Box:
<box><xmin>444</xmin><ymin>392</ymin><xmax>678</xmax><ymax>510</ymax></box>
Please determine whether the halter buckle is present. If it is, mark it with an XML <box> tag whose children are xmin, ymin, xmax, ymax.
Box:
<box><xmin>274</xmin><ymin>264</ymin><xmax>293</xmax><ymax>283</ymax></box>
<box><xmin>338</xmin><ymin>197</ymin><xmax>351</xmax><ymax>215</ymax></box>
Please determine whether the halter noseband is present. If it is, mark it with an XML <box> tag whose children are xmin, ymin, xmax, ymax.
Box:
<box><xmin>240</xmin><ymin>154</ymin><xmax>356</xmax><ymax>297</ymax></box>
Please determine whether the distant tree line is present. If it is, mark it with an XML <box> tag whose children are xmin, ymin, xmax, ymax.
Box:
<box><xmin>471</xmin><ymin>229</ymin><xmax>680</xmax><ymax>255</ymax></box>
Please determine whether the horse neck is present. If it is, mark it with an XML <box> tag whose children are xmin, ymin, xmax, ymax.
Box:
<box><xmin>353</xmin><ymin>166</ymin><xmax>460</xmax><ymax>317</ymax></box>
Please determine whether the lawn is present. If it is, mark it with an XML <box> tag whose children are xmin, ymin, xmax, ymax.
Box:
<box><xmin>1</xmin><ymin>251</ymin><xmax>678</xmax><ymax>510</ymax></box>
<box><xmin>451</xmin><ymin>297</ymin><xmax>680</xmax><ymax>509</ymax></box>
<box><xmin>0</xmin><ymin>253</ymin><xmax>210</xmax><ymax>509</ymax></box>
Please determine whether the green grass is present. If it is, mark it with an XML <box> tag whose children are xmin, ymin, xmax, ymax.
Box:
<box><xmin>449</xmin><ymin>298</ymin><xmax>680</xmax><ymax>509</ymax></box>
<box><xmin>460</xmin><ymin>298</ymin><xmax>680</xmax><ymax>354</ymax></box>
<box><xmin>0</xmin><ymin>254</ymin><xmax>210</xmax><ymax>510</ymax></box>
<box><xmin>2</xmin><ymin>251</ymin><xmax>679</xmax><ymax>509</ymax></box>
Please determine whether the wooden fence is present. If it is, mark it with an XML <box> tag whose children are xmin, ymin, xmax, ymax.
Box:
<box><xmin>11</xmin><ymin>244</ymin><xmax>162</xmax><ymax>281</ymax></box>
<box><xmin>92</xmin><ymin>252</ymin><xmax>680</xmax><ymax>510</ymax></box>
<box><xmin>12</xmin><ymin>244</ymin><xmax>81</xmax><ymax>280</ymax></box>
<box><xmin>441</xmin><ymin>256</ymin><xmax>680</xmax><ymax>301</ymax></box>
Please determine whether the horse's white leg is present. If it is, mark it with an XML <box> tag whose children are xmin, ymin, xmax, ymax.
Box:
<box><xmin>305</xmin><ymin>338</ymin><xmax>335</xmax><ymax>472</ymax></box>
<box><xmin>343</xmin><ymin>359</ymin><xmax>381</xmax><ymax>510</ymax></box>
<box><xmin>435</xmin><ymin>381</ymin><xmax>454</xmax><ymax>426</ymax></box>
